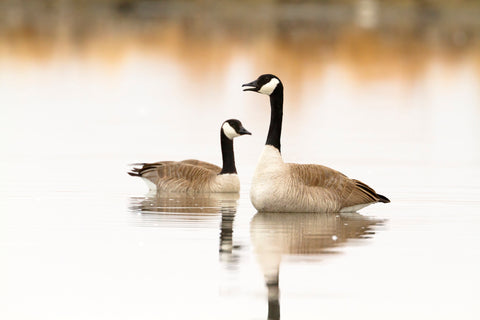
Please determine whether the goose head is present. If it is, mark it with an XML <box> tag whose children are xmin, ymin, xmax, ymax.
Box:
<box><xmin>222</xmin><ymin>119</ymin><xmax>252</xmax><ymax>140</ymax></box>
<box><xmin>242</xmin><ymin>74</ymin><xmax>282</xmax><ymax>96</ymax></box>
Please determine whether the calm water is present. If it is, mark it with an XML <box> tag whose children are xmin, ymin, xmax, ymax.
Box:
<box><xmin>2</xmin><ymin>2</ymin><xmax>480</xmax><ymax>319</ymax></box>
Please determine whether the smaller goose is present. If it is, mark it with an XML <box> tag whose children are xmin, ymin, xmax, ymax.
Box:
<box><xmin>243</xmin><ymin>74</ymin><xmax>390</xmax><ymax>213</ymax></box>
<box><xmin>128</xmin><ymin>119</ymin><xmax>251</xmax><ymax>193</ymax></box>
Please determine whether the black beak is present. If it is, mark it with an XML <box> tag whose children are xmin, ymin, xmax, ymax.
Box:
<box><xmin>242</xmin><ymin>80</ymin><xmax>259</xmax><ymax>92</ymax></box>
<box><xmin>238</xmin><ymin>127</ymin><xmax>252</xmax><ymax>135</ymax></box>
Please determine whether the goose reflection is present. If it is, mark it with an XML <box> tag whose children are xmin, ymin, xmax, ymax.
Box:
<box><xmin>250</xmin><ymin>212</ymin><xmax>384</xmax><ymax>320</ymax></box>
<box><xmin>128</xmin><ymin>193</ymin><xmax>240</xmax><ymax>262</ymax></box>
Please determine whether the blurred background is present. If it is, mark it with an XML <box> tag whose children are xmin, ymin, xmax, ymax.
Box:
<box><xmin>1</xmin><ymin>0</ymin><xmax>479</xmax><ymax>166</ymax></box>
<box><xmin>1</xmin><ymin>1</ymin><xmax>480</xmax><ymax>319</ymax></box>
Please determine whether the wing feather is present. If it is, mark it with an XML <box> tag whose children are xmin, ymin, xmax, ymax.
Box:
<box><xmin>287</xmin><ymin>163</ymin><xmax>384</xmax><ymax>209</ymax></box>
<box><xmin>130</xmin><ymin>161</ymin><xmax>218</xmax><ymax>192</ymax></box>
<box><xmin>179</xmin><ymin>159</ymin><xmax>221</xmax><ymax>173</ymax></box>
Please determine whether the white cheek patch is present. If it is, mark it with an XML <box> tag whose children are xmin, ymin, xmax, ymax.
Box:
<box><xmin>259</xmin><ymin>78</ymin><xmax>279</xmax><ymax>95</ymax></box>
<box><xmin>222</xmin><ymin>122</ymin><xmax>240</xmax><ymax>139</ymax></box>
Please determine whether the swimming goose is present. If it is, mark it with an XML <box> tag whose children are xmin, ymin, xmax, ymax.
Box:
<box><xmin>128</xmin><ymin>119</ymin><xmax>251</xmax><ymax>193</ymax></box>
<box><xmin>242</xmin><ymin>74</ymin><xmax>390</xmax><ymax>212</ymax></box>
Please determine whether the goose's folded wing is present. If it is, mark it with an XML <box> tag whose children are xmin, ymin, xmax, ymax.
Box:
<box><xmin>129</xmin><ymin>159</ymin><xmax>220</xmax><ymax>175</ymax></box>
<box><xmin>180</xmin><ymin>159</ymin><xmax>221</xmax><ymax>173</ymax></box>
<box><xmin>287</xmin><ymin>163</ymin><xmax>381</xmax><ymax>206</ymax></box>
<box><xmin>132</xmin><ymin>162</ymin><xmax>217</xmax><ymax>192</ymax></box>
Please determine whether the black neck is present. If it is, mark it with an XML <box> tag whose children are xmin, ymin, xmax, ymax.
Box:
<box><xmin>266</xmin><ymin>85</ymin><xmax>283</xmax><ymax>152</ymax></box>
<box><xmin>219</xmin><ymin>131</ymin><xmax>237</xmax><ymax>174</ymax></box>
<box><xmin>266</xmin><ymin>273</ymin><xmax>280</xmax><ymax>320</ymax></box>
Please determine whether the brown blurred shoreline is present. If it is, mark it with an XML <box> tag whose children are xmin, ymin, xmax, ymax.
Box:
<box><xmin>1</xmin><ymin>0</ymin><xmax>480</xmax><ymax>79</ymax></box>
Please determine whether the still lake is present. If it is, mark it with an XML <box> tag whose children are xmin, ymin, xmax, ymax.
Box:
<box><xmin>1</xmin><ymin>16</ymin><xmax>480</xmax><ymax>318</ymax></box>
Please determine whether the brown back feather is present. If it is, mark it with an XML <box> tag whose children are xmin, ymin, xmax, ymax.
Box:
<box><xmin>130</xmin><ymin>161</ymin><xmax>218</xmax><ymax>192</ymax></box>
<box><xmin>179</xmin><ymin>159</ymin><xmax>221</xmax><ymax>173</ymax></box>
<box><xmin>288</xmin><ymin>163</ymin><xmax>384</xmax><ymax>208</ymax></box>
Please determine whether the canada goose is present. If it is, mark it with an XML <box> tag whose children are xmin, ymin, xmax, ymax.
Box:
<box><xmin>128</xmin><ymin>119</ymin><xmax>251</xmax><ymax>193</ymax></box>
<box><xmin>242</xmin><ymin>74</ymin><xmax>390</xmax><ymax>212</ymax></box>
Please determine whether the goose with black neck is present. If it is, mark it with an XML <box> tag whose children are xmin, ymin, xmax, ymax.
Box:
<box><xmin>243</xmin><ymin>74</ymin><xmax>389</xmax><ymax>212</ymax></box>
<box><xmin>128</xmin><ymin>119</ymin><xmax>251</xmax><ymax>193</ymax></box>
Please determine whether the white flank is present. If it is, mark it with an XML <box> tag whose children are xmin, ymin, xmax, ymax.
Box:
<box><xmin>259</xmin><ymin>78</ymin><xmax>280</xmax><ymax>95</ymax></box>
<box><xmin>339</xmin><ymin>203</ymin><xmax>370</xmax><ymax>213</ymax></box>
<box><xmin>213</xmin><ymin>173</ymin><xmax>240</xmax><ymax>192</ymax></box>
<box><xmin>222</xmin><ymin>122</ymin><xmax>240</xmax><ymax>140</ymax></box>
<box><xmin>141</xmin><ymin>177</ymin><xmax>157</xmax><ymax>191</ymax></box>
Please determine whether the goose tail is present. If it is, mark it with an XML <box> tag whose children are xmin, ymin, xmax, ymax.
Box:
<box><xmin>127</xmin><ymin>163</ymin><xmax>146</xmax><ymax>177</ymax></box>
<box><xmin>377</xmin><ymin>194</ymin><xmax>390</xmax><ymax>203</ymax></box>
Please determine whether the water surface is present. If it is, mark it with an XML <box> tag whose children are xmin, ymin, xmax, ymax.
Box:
<box><xmin>1</xmin><ymin>2</ymin><xmax>480</xmax><ymax>319</ymax></box>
